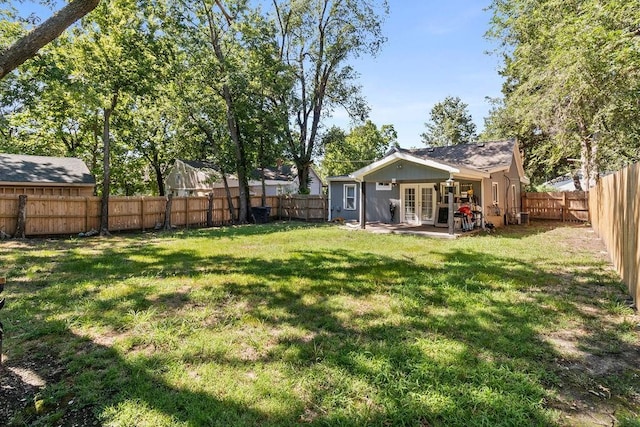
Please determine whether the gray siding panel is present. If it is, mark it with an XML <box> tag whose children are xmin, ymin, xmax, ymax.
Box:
<box><xmin>366</xmin><ymin>161</ymin><xmax>450</xmax><ymax>182</ymax></box>
<box><xmin>329</xmin><ymin>181</ymin><xmax>360</xmax><ymax>220</ymax></box>
<box><xmin>365</xmin><ymin>181</ymin><xmax>400</xmax><ymax>223</ymax></box>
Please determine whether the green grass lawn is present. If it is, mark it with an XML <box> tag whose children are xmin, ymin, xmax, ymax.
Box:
<box><xmin>1</xmin><ymin>222</ymin><xmax>638</xmax><ymax>426</ymax></box>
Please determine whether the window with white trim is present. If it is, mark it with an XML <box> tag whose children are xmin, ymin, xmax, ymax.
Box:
<box><xmin>344</xmin><ymin>184</ymin><xmax>356</xmax><ymax>210</ymax></box>
<box><xmin>376</xmin><ymin>182</ymin><xmax>392</xmax><ymax>191</ymax></box>
<box><xmin>511</xmin><ymin>184</ymin><xmax>517</xmax><ymax>211</ymax></box>
<box><xmin>439</xmin><ymin>182</ymin><xmax>460</xmax><ymax>203</ymax></box>
<box><xmin>492</xmin><ymin>182</ymin><xmax>499</xmax><ymax>205</ymax></box>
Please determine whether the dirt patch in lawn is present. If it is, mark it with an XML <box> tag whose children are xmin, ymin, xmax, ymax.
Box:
<box><xmin>535</xmin><ymin>224</ymin><xmax>640</xmax><ymax>426</ymax></box>
<box><xmin>0</xmin><ymin>352</ymin><xmax>101</xmax><ymax>426</ymax></box>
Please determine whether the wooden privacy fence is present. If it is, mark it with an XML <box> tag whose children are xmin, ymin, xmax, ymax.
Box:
<box><xmin>0</xmin><ymin>194</ymin><xmax>327</xmax><ymax>237</ymax></box>
<box><xmin>522</xmin><ymin>191</ymin><xmax>590</xmax><ymax>222</ymax></box>
<box><xmin>589</xmin><ymin>163</ymin><xmax>640</xmax><ymax>309</ymax></box>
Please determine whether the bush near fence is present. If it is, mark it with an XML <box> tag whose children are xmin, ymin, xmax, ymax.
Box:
<box><xmin>0</xmin><ymin>194</ymin><xmax>327</xmax><ymax>237</ymax></box>
<box><xmin>522</xmin><ymin>191</ymin><xmax>589</xmax><ymax>222</ymax></box>
<box><xmin>589</xmin><ymin>163</ymin><xmax>640</xmax><ymax>309</ymax></box>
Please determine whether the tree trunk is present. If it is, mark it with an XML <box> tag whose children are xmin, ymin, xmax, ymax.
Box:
<box><xmin>207</xmin><ymin>192</ymin><xmax>214</xmax><ymax>227</ymax></box>
<box><xmin>259</xmin><ymin>135</ymin><xmax>267</xmax><ymax>207</ymax></box>
<box><xmin>297</xmin><ymin>163</ymin><xmax>311</xmax><ymax>194</ymax></box>
<box><xmin>572</xmin><ymin>172</ymin><xmax>583</xmax><ymax>191</ymax></box>
<box><xmin>99</xmin><ymin>93</ymin><xmax>118</xmax><ymax>236</ymax></box>
<box><xmin>222</xmin><ymin>174</ymin><xmax>235</xmax><ymax>224</ymax></box>
<box><xmin>579</xmin><ymin>135</ymin><xmax>599</xmax><ymax>191</ymax></box>
<box><xmin>222</xmin><ymin>84</ymin><xmax>250</xmax><ymax>223</ymax></box>
<box><xmin>15</xmin><ymin>195</ymin><xmax>27</xmax><ymax>239</ymax></box>
<box><xmin>163</xmin><ymin>194</ymin><xmax>173</xmax><ymax>230</ymax></box>
<box><xmin>261</xmin><ymin>166</ymin><xmax>267</xmax><ymax>206</ymax></box>
<box><xmin>0</xmin><ymin>0</ymin><xmax>100</xmax><ymax>79</ymax></box>
<box><xmin>208</xmin><ymin>17</ymin><xmax>251</xmax><ymax>223</ymax></box>
<box><xmin>154</xmin><ymin>163</ymin><xmax>165</xmax><ymax>196</ymax></box>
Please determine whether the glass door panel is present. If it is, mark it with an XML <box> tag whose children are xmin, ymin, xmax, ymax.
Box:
<box><xmin>403</xmin><ymin>187</ymin><xmax>417</xmax><ymax>223</ymax></box>
<box><xmin>421</xmin><ymin>186</ymin><xmax>434</xmax><ymax>223</ymax></box>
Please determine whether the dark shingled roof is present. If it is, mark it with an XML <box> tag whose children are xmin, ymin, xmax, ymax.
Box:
<box><xmin>249</xmin><ymin>165</ymin><xmax>297</xmax><ymax>181</ymax></box>
<box><xmin>398</xmin><ymin>139</ymin><xmax>516</xmax><ymax>172</ymax></box>
<box><xmin>0</xmin><ymin>153</ymin><xmax>95</xmax><ymax>185</ymax></box>
<box><xmin>180</xmin><ymin>160</ymin><xmax>299</xmax><ymax>182</ymax></box>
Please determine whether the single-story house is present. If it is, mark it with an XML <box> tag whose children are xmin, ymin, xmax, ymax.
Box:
<box><xmin>327</xmin><ymin>139</ymin><xmax>530</xmax><ymax>229</ymax></box>
<box><xmin>166</xmin><ymin>159</ymin><xmax>323</xmax><ymax>197</ymax></box>
<box><xmin>0</xmin><ymin>153</ymin><xmax>95</xmax><ymax>196</ymax></box>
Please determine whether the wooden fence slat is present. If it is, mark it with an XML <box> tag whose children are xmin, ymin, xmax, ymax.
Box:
<box><xmin>589</xmin><ymin>163</ymin><xmax>640</xmax><ymax>309</ymax></box>
<box><xmin>0</xmin><ymin>194</ymin><xmax>328</xmax><ymax>236</ymax></box>
<box><xmin>522</xmin><ymin>191</ymin><xmax>589</xmax><ymax>222</ymax></box>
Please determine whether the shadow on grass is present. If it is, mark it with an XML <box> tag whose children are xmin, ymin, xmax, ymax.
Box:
<box><xmin>0</xmin><ymin>224</ymin><xmax>636</xmax><ymax>426</ymax></box>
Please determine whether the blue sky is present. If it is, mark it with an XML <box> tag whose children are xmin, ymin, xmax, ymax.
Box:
<box><xmin>13</xmin><ymin>0</ymin><xmax>504</xmax><ymax>149</ymax></box>
<box><xmin>329</xmin><ymin>0</ymin><xmax>504</xmax><ymax>148</ymax></box>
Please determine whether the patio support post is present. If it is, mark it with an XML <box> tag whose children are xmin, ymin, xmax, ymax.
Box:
<box><xmin>447</xmin><ymin>177</ymin><xmax>454</xmax><ymax>235</ymax></box>
<box><xmin>360</xmin><ymin>180</ymin><xmax>367</xmax><ymax>229</ymax></box>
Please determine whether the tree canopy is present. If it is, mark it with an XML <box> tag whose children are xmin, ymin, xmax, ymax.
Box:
<box><xmin>320</xmin><ymin>120</ymin><xmax>396</xmax><ymax>177</ymax></box>
<box><xmin>486</xmin><ymin>0</ymin><xmax>640</xmax><ymax>187</ymax></box>
<box><xmin>272</xmin><ymin>0</ymin><xmax>389</xmax><ymax>192</ymax></box>
<box><xmin>1</xmin><ymin>0</ymin><xmax>389</xmax><ymax>206</ymax></box>
<box><xmin>421</xmin><ymin>96</ymin><xmax>477</xmax><ymax>147</ymax></box>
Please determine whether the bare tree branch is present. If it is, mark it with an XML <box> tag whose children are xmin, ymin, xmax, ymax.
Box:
<box><xmin>0</xmin><ymin>0</ymin><xmax>100</xmax><ymax>79</ymax></box>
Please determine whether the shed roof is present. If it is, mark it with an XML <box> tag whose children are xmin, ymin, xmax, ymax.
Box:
<box><xmin>0</xmin><ymin>153</ymin><xmax>95</xmax><ymax>185</ymax></box>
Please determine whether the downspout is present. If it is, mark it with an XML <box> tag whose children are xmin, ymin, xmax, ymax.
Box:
<box><xmin>480</xmin><ymin>179</ymin><xmax>485</xmax><ymax>228</ymax></box>
<box><xmin>327</xmin><ymin>181</ymin><xmax>332</xmax><ymax>221</ymax></box>
<box><xmin>359</xmin><ymin>179</ymin><xmax>367</xmax><ymax>229</ymax></box>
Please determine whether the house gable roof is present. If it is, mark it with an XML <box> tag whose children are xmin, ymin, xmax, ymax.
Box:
<box><xmin>0</xmin><ymin>153</ymin><xmax>95</xmax><ymax>185</ymax></box>
<box><xmin>400</xmin><ymin>139</ymin><xmax>516</xmax><ymax>173</ymax></box>
<box><xmin>347</xmin><ymin>139</ymin><xmax>529</xmax><ymax>183</ymax></box>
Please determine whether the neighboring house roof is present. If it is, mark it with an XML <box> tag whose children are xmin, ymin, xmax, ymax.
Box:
<box><xmin>326</xmin><ymin>175</ymin><xmax>356</xmax><ymax>182</ymax></box>
<box><xmin>0</xmin><ymin>153</ymin><xmax>95</xmax><ymax>185</ymax></box>
<box><xmin>249</xmin><ymin>165</ymin><xmax>298</xmax><ymax>182</ymax></box>
<box><xmin>543</xmin><ymin>171</ymin><xmax>609</xmax><ymax>191</ymax></box>
<box><xmin>181</xmin><ymin>160</ymin><xmax>219</xmax><ymax>171</ymax></box>
<box><xmin>348</xmin><ymin>139</ymin><xmax>530</xmax><ymax>184</ymax></box>
<box><xmin>171</xmin><ymin>160</ymin><xmax>323</xmax><ymax>188</ymax></box>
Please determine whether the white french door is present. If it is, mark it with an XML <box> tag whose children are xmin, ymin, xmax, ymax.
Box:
<box><xmin>401</xmin><ymin>184</ymin><xmax>436</xmax><ymax>225</ymax></box>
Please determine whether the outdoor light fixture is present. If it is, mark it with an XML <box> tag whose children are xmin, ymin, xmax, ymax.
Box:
<box><xmin>445</xmin><ymin>176</ymin><xmax>454</xmax><ymax>190</ymax></box>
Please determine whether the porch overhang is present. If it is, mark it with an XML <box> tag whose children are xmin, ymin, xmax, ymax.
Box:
<box><xmin>349</xmin><ymin>152</ymin><xmax>490</xmax><ymax>181</ymax></box>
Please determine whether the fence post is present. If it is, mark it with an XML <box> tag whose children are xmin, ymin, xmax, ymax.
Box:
<box><xmin>164</xmin><ymin>194</ymin><xmax>173</xmax><ymax>230</ymax></box>
<box><xmin>85</xmin><ymin>197</ymin><xmax>90</xmax><ymax>232</ymax></box>
<box><xmin>140</xmin><ymin>197</ymin><xmax>145</xmax><ymax>232</ymax></box>
<box><xmin>562</xmin><ymin>192</ymin><xmax>566</xmax><ymax>222</ymax></box>
<box><xmin>185</xmin><ymin>197</ymin><xmax>189</xmax><ymax>229</ymax></box>
<box><xmin>305</xmin><ymin>196</ymin><xmax>309</xmax><ymax>222</ymax></box>
<box><xmin>15</xmin><ymin>195</ymin><xmax>27</xmax><ymax>238</ymax></box>
<box><xmin>0</xmin><ymin>277</ymin><xmax>5</xmax><ymax>366</ymax></box>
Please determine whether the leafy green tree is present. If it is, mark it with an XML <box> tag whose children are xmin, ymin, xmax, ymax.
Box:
<box><xmin>321</xmin><ymin>120</ymin><xmax>396</xmax><ymax>177</ymax></box>
<box><xmin>487</xmin><ymin>0</ymin><xmax>640</xmax><ymax>188</ymax></box>
<box><xmin>271</xmin><ymin>0</ymin><xmax>389</xmax><ymax>193</ymax></box>
<box><xmin>66</xmin><ymin>0</ymin><xmax>168</xmax><ymax>233</ymax></box>
<box><xmin>164</xmin><ymin>0</ymin><xmax>291</xmax><ymax>222</ymax></box>
<box><xmin>421</xmin><ymin>96</ymin><xmax>477</xmax><ymax>146</ymax></box>
<box><xmin>480</xmin><ymin>97</ymin><xmax>566</xmax><ymax>186</ymax></box>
